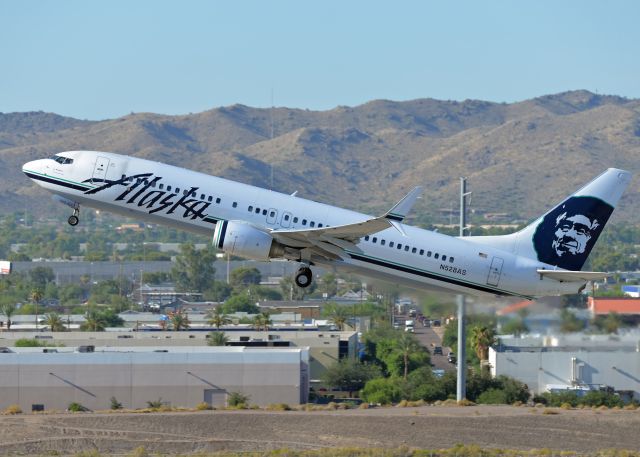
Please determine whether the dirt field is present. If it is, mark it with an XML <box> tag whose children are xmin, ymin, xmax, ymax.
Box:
<box><xmin>0</xmin><ymin>405</ymin><xmax>639</xmax><ymax>455</ymax></box>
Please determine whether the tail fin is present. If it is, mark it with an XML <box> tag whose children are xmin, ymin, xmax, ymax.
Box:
<box><xmin>469</xmin><ymin>168</ymin><xmax>632</xmax><ymax>271</ymax></box>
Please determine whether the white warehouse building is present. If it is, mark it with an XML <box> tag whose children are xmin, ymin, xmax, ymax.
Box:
<box><xmin>0</xmin><ymin>346</ymin><xmax>309</xmax><ymax>412</ymax></box>
<box><xmin>489</xmin><ymin>333</ymin><xmax>640</xmax><ymax>401</ymax></box>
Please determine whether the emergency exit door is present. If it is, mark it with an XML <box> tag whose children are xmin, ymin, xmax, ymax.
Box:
<box><xmin>486</xmin><ymin>257</ymin><xmax>504</xmax><ymax>287</ymax></box>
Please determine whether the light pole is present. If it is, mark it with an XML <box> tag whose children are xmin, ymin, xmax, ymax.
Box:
<box><xmin>457</xmin><ymin>177</ymin><xmax>471</xmax><ymax>402</ymax></box>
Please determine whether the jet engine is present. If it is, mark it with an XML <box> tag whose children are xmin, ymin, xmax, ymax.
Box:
<box><xmin>212</xmin><ymin>220</ymin><xmax>285</xmax><ymax>261</ymax></box>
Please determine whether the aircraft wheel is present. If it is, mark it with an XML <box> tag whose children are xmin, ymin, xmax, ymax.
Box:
<box><xmin>295</xmin><ymin>267</ymin><xmax>312</xmax><ymax>288</ymax></box>
<box><xmin>68</xmin><ymin>215</ymin><xmax>79</xmax><ymax>226</ymax></box>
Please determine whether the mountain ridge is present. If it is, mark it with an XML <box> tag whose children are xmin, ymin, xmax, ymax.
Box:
<box><xmin>4</xmin><ymin>90</ymin><xmax>639</xmax><ymax>225</ymax></box>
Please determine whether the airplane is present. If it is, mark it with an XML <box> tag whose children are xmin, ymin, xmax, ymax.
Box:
<box><xmin>22</xmin><ymin>151</ymin><xmax>632</xmax><ymax>299</ymax></box>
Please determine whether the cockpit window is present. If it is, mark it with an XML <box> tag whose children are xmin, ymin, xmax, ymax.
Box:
<box><xmin>50</xmin><ymin>155</ymin><xmax>73</xmax><ymax>165</ymax></box>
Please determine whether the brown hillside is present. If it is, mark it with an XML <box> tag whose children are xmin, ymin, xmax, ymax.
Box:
<box><xmin>3</xmin><ymin>90</ymin><xmax>639</xmax><ymax>223</ymax></box>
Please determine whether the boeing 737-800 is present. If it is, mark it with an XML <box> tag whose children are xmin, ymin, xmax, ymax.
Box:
<box><xmin>22</xmin><ymin>151</ymin><xmax>631</xmax><ymax>299</ymax></box>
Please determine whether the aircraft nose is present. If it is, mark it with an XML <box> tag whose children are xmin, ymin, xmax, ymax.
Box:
<box><xmin>22</xmin><ymin>159</ymin><xmax>44</xmax><ymax>176</ymax></box>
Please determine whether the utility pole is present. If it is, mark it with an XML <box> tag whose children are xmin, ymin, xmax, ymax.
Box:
<box><xmin>457</xmin><ymin>177</ymin><xmax>471</xmax><ymax>402</ymax></box>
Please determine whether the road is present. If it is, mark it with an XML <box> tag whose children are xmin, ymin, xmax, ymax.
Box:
<box><xmin>394</xmin><ymin>313</ymin><xmax>455</xmax><ymax>372</ymax></box>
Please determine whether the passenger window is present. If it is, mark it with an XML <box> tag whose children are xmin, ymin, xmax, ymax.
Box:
<box><xmin>419</xmin><ymin>249</ymin><xmax>424</xmax><ymax>255</ymax></box>
<box><xmin>318</xmin><ymin>223</ymin><xmax>323</xmax><ymax>228</ymax></box>
<box><xmin>365</xmin><ymin>235</ymin><xmax>370</xmax><ymax>241</ymax></box>
<box><xmin>310</xmin><ymin>221</ymin><xmax>315</xmax><ymax>227</ymax></box>
<box><xmin>159</xmin><ymin>184</ymin><xmax>164</xmax><ymax>190</ymax></box>
<box><xmin>183</xmin><ymin>190</ymin><xmax>188</xmax><ymax>196</ymax></box>
<box><xmin>449</xmin><ymin>257</ymin><xmax>454</xmax><ymax>263</ymax></box>
<box><xmin>372</xmin><ymin>237</ymin><xmax>377</xmax><ymax>243</ymax></box>
<box><xmin>405</xmin><ymin>246</ymin><xmax>409</xmax><ymax>252</ymax></box>
<box><xmin>208</xmin><ymin>196</ymin><xmax>212</xmax><ymax>202</ymax></box>
<box><xmin>284</xmin><ymin>214</ymin><xmax>290</xmax><ymax>221</ymax></box>
<box><xmin>381</xmin><ymin>240</ymin><xmax>386</xmax><ymax>246</ymax></box>
<box><xmin>232</xmin><ymin>202</ymin><xmax>237</xmax><ymax>208</ymax></box>
<box><xmin>262</xmin><ymin>209</ymin><xmax>267</xmax><ymax>215</ymax></box>
<box><xmin>167</xmin><ymin>185</ymin><xmax>172</xmax><ymax>191</ymax></box>
<box><xmin>397</xmin><ymin>244</ymin><xmax>402</xmax><ymax>250</ymax></box>
<box><xmin>442</xmin><ymin>255</ymin><xmax>447</xmax><ymax>261</ymax></box>
<box><xmin>302</xmin><ymin>219</ymin><xmax>307</xmax><ymax>225</ymax></box>
<box><xmin>255</xmin><ymin>208</ymin><xmax>260</xmax><ymax>214</ymax></box>
<box><xmin>248</xmin><ymin>206</ymin><xmax>253</xmax><ymax>212</ymax></box>
<box><xmin>270</xmin><ymin>211</ymin><xmax>276</xmax><ymax>217</ymax></box>
<box><xmin>427</xmin><ymin>251</ymin><xmax>432</xmax><ymax>257</ymax></box>
<box><xmin>216</xmin><ymin>198</ymin><xmax>221</xmax><ymax>204</ymax></box>
<box><xmin>435</xmin><ymin>253</ymin><xmax>439</xmax><ymax>259</ymax></box>
<box><xmin>389</xmin><ymin>242</ymin><xmax>394</xmax><ymax>248</ymax></box>
<box><xmin>293</xmin><ymin>217</ymin><xmax>298</xmax><ymax>223</ymax></box>
<box><xmin>175</xmin><ymin>188</ymin><xmax>180</xmax><ymax>194</ymax></box>
<box><xmin>200</xmin><ymin>193</ymin><xmax>205</xmax><ymax>200</ymax></box>
<box><xmin>412</xmin><ymin>247</ymin><xmax>417</xmax><ymax>254</ymax></box>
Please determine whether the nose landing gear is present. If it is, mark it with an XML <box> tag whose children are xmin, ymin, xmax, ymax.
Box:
<box><xmin>294</xmin><ymin>266</ymin><xmax>313</xmax><ymax>288</ymax></box>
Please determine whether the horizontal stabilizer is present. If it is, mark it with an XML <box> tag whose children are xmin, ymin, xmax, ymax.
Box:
<box><xmin>537</xmin><ymin>269</ymin><xmax>610</xmax><ymax>282</ymax></box>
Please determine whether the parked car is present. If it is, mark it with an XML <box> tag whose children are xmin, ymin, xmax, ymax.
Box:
<box><xmin>433</xmin><ymin>346</ymin><xmax>443</xmax><ymax>355</ymax></box>
<box><xmin>447</xmin><ymin>352</ymin><xmax>456</xmax><ymax>364</ymax></box>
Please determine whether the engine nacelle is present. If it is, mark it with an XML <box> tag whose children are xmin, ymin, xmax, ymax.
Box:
<box><xmin>212</xmin><ymin>220</ymin><xmax>284</xmax><ymax>261</ymax></box>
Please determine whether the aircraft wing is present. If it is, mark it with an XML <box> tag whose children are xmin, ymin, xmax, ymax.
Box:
<box><xmin>536</xmin><ymin>269</ymin><xmax>610</xmax><ymax>282</ymax></box>
<box><xmin>271</xmin><ymin>186</ymin><xmax>422</xmax><ymax>260</ymax></box>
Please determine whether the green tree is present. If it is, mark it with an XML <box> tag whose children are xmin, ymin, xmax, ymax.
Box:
<box><xmin>81</xmin><ymin>310</ymin><xmax>107</xmax><ymax>331</ymax></box>
<box><xmin>207</xmin><ymin>331</ymin><xmax>229</xmax><ymax>346</ymax></box>
<box><xmin>170</xmin><ymin>243</ymin><xmax>217</xmax><ymax>292</ymax></box>
<box><xmin>319</xmin><ymin>273</ymin><xmax>338</xmax><ymax>298</ymax></box>
<box><xmin>560</xmin><ymin>309</ymin><xmax>585</xmax><ymax>333</ymax></box>
<box><xmin>43</xmin><ymin>312</ymin><xmax>66</xmax><ymax>332</ymax></box>
<box><xmin>396</xmin><ymin>332</ymin><xmax>421</xmax><ymax>380</ymax></box>
<box><xmin>169</xmin><ymin>310</ymin><xmax>190</xmax><ymax>330</ymax></box>
<box><xmin>252</xmin><ymin>312</ymin><xmax>272</xmax><ymax>332</ymax></box>
<box><xmin>592</xmin><ymin>312</ymin><xmax>623</xmax><ymax>334</ymax></box>
<box><xmin>324</xmin><ymin>303</ymin><xmax>350</xmax><ymax>330</ymax></box>
<box><xmin>221</xmin><ymin>293</ymin><xmax>258</xmax><ymax>314</ymax></box>
<box><xmin>279</xmin><ymin>276</ymin><xmax>316</xmax><ymax>300</ymax></box>
<box><xmin>501</xmin><ymin>318</ymin><xmax>528</xmax><ymax>336</ymax></box>
<box><xmin>206</xmin><ymin>307</ymin><xmax>231</xmax><ymax>329</ymax></box>
<box><xmin>29</xmin><ymin>266</ymin><xmax>55</xmax><ymax>289</ymax></box>
<box><xmin>322</xmin><ymin>358</ymin><xmax>382</xmax><ymax>397</ymax></box>
<box><xmin>470</xmin><ymin>325</ymin><xmax>496</xmax><ymax>362</ymax></box>
<box><xmin>0</xmin><ymin>303</ymin><xmax>16</xmax><ymax>330</ymax></box>
<box><xmin>230</xmin><ymin>267</ymin><xmax>261</xmax><ymax>291</ymax></box>
<box><xmin>204</xmin><ymin>281</ymin><xmax>232</xmax><ymax>302</ymax></box>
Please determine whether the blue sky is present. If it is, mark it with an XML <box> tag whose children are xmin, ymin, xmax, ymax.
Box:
<box><xmin>2</xmin><ymin>1</ymin><xmax>639</xmax><ymax>120</ymax></box>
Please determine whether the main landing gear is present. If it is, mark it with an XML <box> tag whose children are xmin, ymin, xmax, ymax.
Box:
<box><xmin>294</xmin><ymin>266</ymin><xmax>313</xmax><ymax>288</ymax></box>
<box><xmin>68</xmin><ymin>207</ymin><xmax>80</xmax><ymax>226</ymax></box>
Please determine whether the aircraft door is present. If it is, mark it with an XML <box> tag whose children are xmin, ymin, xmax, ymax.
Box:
<box><xmin>91</xmin><ymin>156</ymin><xmax>111</xmax><ymax>183</ymax></box>
<box><xmin>486</xmin><ymin>257</ymin><xmax>504</xmax><ymax>287</ymax></box>
<box><xmin>266</xmin><ymin>208</ymin><xmax>278</xmax><ymax>225</ymax></box>
<box><xmin>281</xmin><ymin>211</ymin><xmax>292</xmax><ymax>228</ymax></box>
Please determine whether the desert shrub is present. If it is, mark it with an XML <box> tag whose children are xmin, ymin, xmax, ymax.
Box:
<box><xmin>146</xmin><ymin>398</ymin><xmax>164</xmax><ymax>409</ymax></box>
<box><xmin>195</xmin><ymin>402</ymin><xmax>211</xmax><ymax>411</ymax></box>
<box><xmin>68</xmin><ymin>402</ymin><xmax>88</xmax><ymax>412</ymax></box>
<box><xmin>361</xmin><ymin>377</ymin><xmax>402</xmax><ymax>405</ymax></box>
<box><xmin>227</xmin><ymin>391</ymin><xmax>249</xmax><ymax>408</ymax></box>
<box><xmin>477</xmin><ymin>388</ymin><xmax>508</xmax><ymax>404</ymax></box>
<box><xmin>542</xmin><ymin>408</ymin><xmax>560</xmax><ymax>415</ymax></box>
<box><xmin>560</xmin><ymin>402</ymin><xmax>573</xmax><ymax>410</ymax></box>
<box><xmin>580</xmin><ymin>391</ymin><xmax>624</xmax><ymax>408</ymax></box>
<box><xmin>110</xmin><ymin>396</ymin><xmax>122</xmax><ymax>410</ymax></box>
<box><xmin>265</xmin><ymin>403</ymin><xmax>291</xmax><ymax>411</ymax></box>
<box><xmin>3</xmin><ymin>404</ymin><xmax>22</xmax><ymax>415</ymax></box>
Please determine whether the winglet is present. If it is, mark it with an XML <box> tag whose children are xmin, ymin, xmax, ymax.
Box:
<box><xmin>384</xmin><ymin>186</ymin><xmax>423</xmax><ymax>222</ymax></box>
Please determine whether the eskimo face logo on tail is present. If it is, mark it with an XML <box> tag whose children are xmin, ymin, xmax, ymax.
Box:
<box><xmin>532</xmin><ymin>196</ymin><xmax>613</xmax><ymax>271</ymax></box>
<box><xmin>83</xmin><ymin>173</ymin><xmax>211</xmax><ymax>221</ymax></box>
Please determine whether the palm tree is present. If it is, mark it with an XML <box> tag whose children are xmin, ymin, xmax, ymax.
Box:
<box><xmin>0</xmin><ymin>303</ymin><xmax>16</xmax><ymax>330</ymax></box>
<box><xmin>252</xmin><ymin>312</ymin><xmax>272</xmax><ymax>332</ymax></box>
<box><xmin>207</xmin><ymin>331</ymin><xmax>229</xmax><ymax>346</ymax></box>
<box><xmin>206</xmin><ymin>307</ymin><xmax>231</xmax><ymax>330</ymax></box>
<box><xmin>470</xmin><ymin>325</ymin><xmax>496</xmax><ymax>362</ymax></box>
<box><xmin>43</xmin><ymin>312</ymin><xmax>66</xmax><ymax>332</ymax></box>
<box><xmin>81</xmin><ymin>310</ymin><xmax>106</xmax><ymax>332</ymax></box>
<box><xmin>169</xmin><ymin>310</ymin><xmax>190</xmax><ymax>331</ymax></box>
<box><xmin>327</xmin><ymin>304</ymin><xmax>349</xmax><ymax>331</ymax></box>
<box><xmin>396</xmin><ymin>332</ymin><xmax>421</xmax><ymax>380</ymax></box>
<box><xmin>30</xmin><ymin>288</ymin><xmax>43</xmax><ymax>330</ymax></box>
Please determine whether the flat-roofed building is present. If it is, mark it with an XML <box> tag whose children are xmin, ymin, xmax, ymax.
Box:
<box><xmin>0</xmin><ymin>346</ymin><xmax>309</xmax><ymax>412</ymax></box>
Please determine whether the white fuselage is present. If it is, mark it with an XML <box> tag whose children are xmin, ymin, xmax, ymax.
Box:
<box><xmin>23</xmin><ymin>151</ymin><xmax>582</xmax><ymax>299</ymax></box>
